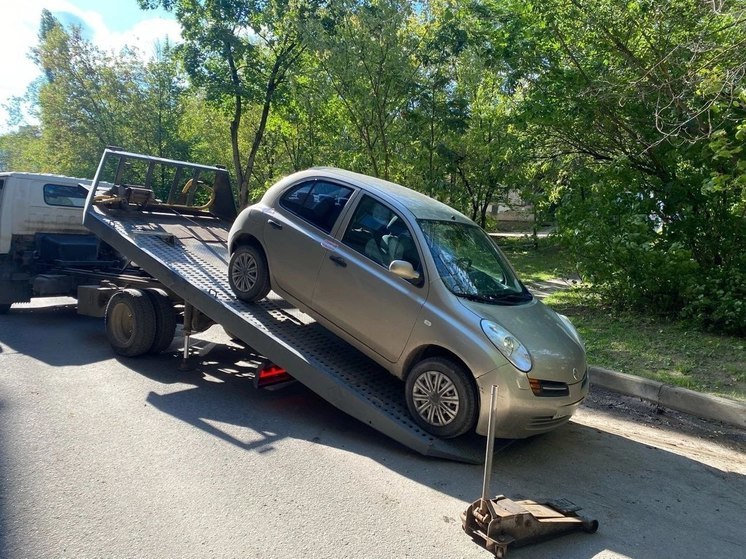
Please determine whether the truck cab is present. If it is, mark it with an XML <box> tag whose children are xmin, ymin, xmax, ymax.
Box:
<box><xmin>0</xmin><ymin>172</ymin><xmax>101</xmax><ymax>312</ymax></box>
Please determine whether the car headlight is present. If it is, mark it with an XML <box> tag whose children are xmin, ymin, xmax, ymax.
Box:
<box><xmin>557</xmin><ymin>313</ymin><xmax>585</xmax><ymax>349</ymax></box>
<box><xmin>481</xmin><ymin>319</ymin><xmax>532</xmax><ymax>372</ymax></box>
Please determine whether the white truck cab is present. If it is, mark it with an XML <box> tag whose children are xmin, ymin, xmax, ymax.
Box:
<box><xmin>0</xmin><ymin>172</ymin><xmax>94</xmax><ymax>312</ymax></box>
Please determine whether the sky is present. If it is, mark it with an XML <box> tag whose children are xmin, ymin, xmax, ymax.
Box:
<box><xmin>0</xmin><ymin>0</ymin><xmax>183</xmax><ymax>130</ymax></box>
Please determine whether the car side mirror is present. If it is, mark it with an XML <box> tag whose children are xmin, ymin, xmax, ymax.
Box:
<box><xmin>389</xmin><ymin>260</ymin><xmax>420</xmax><ymax>281</ymax></box>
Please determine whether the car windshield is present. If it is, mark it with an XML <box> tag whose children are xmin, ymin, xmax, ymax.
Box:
<box><xmin>418</xmin><ymin>220</ymin><xmax>531</xmax><ymax>305</ymax></box>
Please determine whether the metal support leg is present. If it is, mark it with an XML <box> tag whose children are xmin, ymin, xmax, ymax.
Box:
<box><xmin>179</xmin><ymin>303</ymin><xmax>194</xmax><ymax>371</ymax></box>
<box><xmin>480</xmin><ymin>385</ymin><xmax>500</xmax><ymax>513</ymax></box>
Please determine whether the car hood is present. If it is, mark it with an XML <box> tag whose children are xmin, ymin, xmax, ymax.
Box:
<box><xmin>458</xmin><ymin>297</ymin><xmax>587</xmax><ymax>383</ymax></box>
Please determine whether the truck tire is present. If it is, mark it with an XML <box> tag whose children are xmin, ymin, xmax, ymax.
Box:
<box><xmin>105</xmin><ymin>288</ymin><xmax>157</xmax><ymax>357</ymax></box>
<box><xmin>0</xmin><ymin>304</ymin><xmax>10</xmax><ymax>314</ymax></box>
<box><xmin>229</xmin><ymin>244</ymin><xmax>270</xmax><ymax>302</ymax></box>
<box><xmin>145</xmin><ymin>288</ymin><xmax>177</xmax><ymax>354</ymax></box>
<box><xmin>405</xmin><ymin>357</ymin><xmax>477</xmax><ymax>439</ymax></box>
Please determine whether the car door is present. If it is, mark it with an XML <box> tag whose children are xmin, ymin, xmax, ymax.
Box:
<box><xmin>263</xmin><ymin>180</ymin><xmax>354</xmax><ymax>304</ymax></box>
<box><xmin>313</xmin><ymin>194</ymin><xmax>428</xmax><ymax>363</ymax></box>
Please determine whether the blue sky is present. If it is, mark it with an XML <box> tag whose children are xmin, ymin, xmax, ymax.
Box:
<box><xmin>0</xmin><ymin>0</ymin><xmax>182</xmax><ymax>130</ymax></box>
<box><xmin>60</xmin><ymin>0</ymin><xmax>173</xmax><ymax>32</ymax></box>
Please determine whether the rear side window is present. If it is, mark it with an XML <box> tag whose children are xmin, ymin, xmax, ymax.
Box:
<box><xmin>44</xmin><ymin>183</ymin><xmax>88</xmax><ymax>207</ymax></box>
<box><xmin>279</xmin><ymin>180</ymin><xmax>353</xmax><ymax>234</ymax></box>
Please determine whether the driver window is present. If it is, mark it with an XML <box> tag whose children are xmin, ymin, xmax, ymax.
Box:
<box><xmin>342</xmin><ymin>195</ymin><xmax>421</xmax><ymax>272</ymax></box>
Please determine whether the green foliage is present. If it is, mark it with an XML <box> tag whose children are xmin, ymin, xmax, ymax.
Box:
<box><xmin>543</xmin><ymin>286</ymin><xmax>745</xmax><ymax>399</ymax></box>
<box><xmin>141</xmin><ymin>0</ymin><xmax>317</xmax><ymax>207</ymax></box>
<box><xmin>682</xmin><ymin>265</ymin><xmax>746</xmax><ymax>336</ymax></box>
<box><xmin>1</xmin><ymin>12</ymin><xmax>190</xmax><ymax>176</ymax></box>
<box><xmin>0</xmin><ymin>126</ymin><xmax>45</xmax><ymax>172</ymax></box>
<box><xmin>2</xmin><ymin>0</ymin><xmax>744</xmax><ymax>337</ymax></box>
<box><xmin>305</xmin><ymin>0</ymin><xmax>419</xmax><ymax>181</ymax></box>
<box><xmin>497</xmin><ymin>0</ymin><xmax>746</xmax><ymax>336</ymax></box>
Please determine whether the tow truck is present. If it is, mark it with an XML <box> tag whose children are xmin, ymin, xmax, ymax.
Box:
<box><xmin>1</xmin><ymin>148</ymin><xmax>487</xmax><ymax>462</ymax></box>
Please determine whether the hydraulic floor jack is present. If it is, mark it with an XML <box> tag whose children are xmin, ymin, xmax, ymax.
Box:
<box><xmin>462</xmin><ymin>386</ymin><xmax>599</xmax><ymax>558</ymax></box>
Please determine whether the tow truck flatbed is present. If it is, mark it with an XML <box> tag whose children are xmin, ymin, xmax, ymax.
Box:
<box><xmin>83</xmin><ymin>150</ymin><xmax>493</xmax><ymax>463</ymax></box>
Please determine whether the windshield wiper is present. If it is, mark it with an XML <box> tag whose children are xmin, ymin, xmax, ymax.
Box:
<box><xmin>452</xmin><ymin>291</ymin><xmax>532</xmax><ymax>305</ymax></box>
<box><xmin>492</xmin><ymin>291</ymin><xmax>532</xmax><ymax>303</ymax></box>
<box><xmin>451</xmin><ymin>292</ymin><xmax>503</xmax><ymax>304</ymax></box>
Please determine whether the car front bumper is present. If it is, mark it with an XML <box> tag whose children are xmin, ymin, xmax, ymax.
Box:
<box><xmin>473</xmin><ymin>366</ymin><xmax>590</xmax><ymax>438</ymax></box>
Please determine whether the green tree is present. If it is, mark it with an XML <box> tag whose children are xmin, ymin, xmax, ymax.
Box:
<box><xmin>494</xmin><ymin>0</ymin><xmax>746</xmax><ymax>332</ymax></box>
<box><xmin>22</xmin><ymin>11</ymin><xmax>190</xmax><ymax>177</ymax></box>
<box><xmin>140</xmin><ymin>0</ymin><xmax>316</xmax><ymax>207</ymax></box>
<box><xmin>308</xmin><ymin>0</ymin><xmax>419</xmax><ymax>180</ymax></box>
<box><xmin>0</xmin><ymin>126</ymin><xmax>44</xmax><ymax>172</ymax></box>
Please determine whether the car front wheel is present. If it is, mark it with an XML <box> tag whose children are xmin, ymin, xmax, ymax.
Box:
<box><xmin>229</xmin><ymin>244</ymin><xmax>271</xmax><ymax>302</ymax></box>
<box><xmin>405</xmin><ymin>357</ymin><xmax>477</xmax><ymax>439</ymax></box>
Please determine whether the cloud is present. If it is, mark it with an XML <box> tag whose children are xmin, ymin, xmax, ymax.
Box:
<box><xmin>104</xmin><ymin>18</ymin><xmax>183</xmax><ymax>58</ymax></box>
<box><xmin>0</xmin><ymin>0</ymin><xmax>182</xmax><ymax>130</ymax></box>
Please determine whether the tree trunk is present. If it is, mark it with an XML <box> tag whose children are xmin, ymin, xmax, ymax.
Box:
<box><xmin>225</xmin><ymin>40</ymin><xmax>244</xmax><ymax>192</ymax></box>
<box><xmin>239</xmin><ymin>64</ymin><xmax>280</xmax><ymax>208</ymax></box>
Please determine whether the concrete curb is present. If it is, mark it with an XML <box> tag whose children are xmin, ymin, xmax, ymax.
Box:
<box><xmin>589</xmin><ymin>366</ymin><xmax>746</xmax><ymax>429</ymax></box>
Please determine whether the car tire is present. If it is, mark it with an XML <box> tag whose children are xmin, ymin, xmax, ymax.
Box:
<box><xmin>144</xmin><ymin>288</ymin><xmax>177</xmax><ymax>354</ymax></box>
<box><xmin>105</xmin><ymin>288</ymin><xmax>157</xmax><ymax>357</ymax></box>
<box><xmin>229</xmin><ymin>244</ymin><xmax>271</xmax><ymax>302</ymax></box>
<box><xmin>405</xmin><ymin>357</ymin><xmax>477</xmax><ymax>439</ymax></box>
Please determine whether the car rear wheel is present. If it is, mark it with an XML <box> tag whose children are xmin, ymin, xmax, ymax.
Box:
<box><xmin>229</xmin><ymin>244</ymin><xmax>271</xmax><ymax>302</ymax></box>
<box><xmin>405</xmin><ymin>357</ymin><xmax>477</xmax><ymax>439</ymax></box>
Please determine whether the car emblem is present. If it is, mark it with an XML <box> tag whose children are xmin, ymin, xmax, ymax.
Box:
<box><xmin>572</xmin><ymin>368</ymin><xmax>579</xmax><ymax>381</ymax></box>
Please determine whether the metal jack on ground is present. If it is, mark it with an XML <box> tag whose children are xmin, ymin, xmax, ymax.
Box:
<box><xmin>462</xmin><ymin>385</ymin><xmax>599</xmax><ymax>558</ymax></box>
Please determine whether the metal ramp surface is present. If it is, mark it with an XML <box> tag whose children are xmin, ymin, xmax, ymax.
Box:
<box><xmin>84</xmin><ymin>205</ymin><xmax>493</xmax><ymax>463</ymax></box>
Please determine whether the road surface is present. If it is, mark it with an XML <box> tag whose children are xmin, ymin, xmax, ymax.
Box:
<box><xmin>1</xmin><ymin>298</ymin><xmax>743</xmax><ymax>558</ymax></box>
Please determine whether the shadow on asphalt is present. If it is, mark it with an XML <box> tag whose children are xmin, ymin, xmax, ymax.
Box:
<box><xmin>0</xmin><ymin>301</ymin><xmax>110</xmax><ymax>366</ymax></box>
<box><xmin>1</xmin><ymin>303</ymin><xmax>744</xmax><ymax>558</ymax></box>
<box><xmin>123</xmin><ymin>337</ymin><xmax>745</xmax><ymax>559</ymax></box>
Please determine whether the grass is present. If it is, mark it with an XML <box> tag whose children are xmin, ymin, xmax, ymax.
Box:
<box><xmin>494</xmin><ymin>236</ymin><xmax>579</xmax><ymax>283</ymax></box>
<box><xmin>499</xmin><ymin>238</ymin><xmax>746</xmax><ymax>402</ymax></box>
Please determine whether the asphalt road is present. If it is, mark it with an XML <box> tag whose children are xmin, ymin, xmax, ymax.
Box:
<box><xmin>1</xmin><ymin>298</ymin><xmax>744</xmax><ymax>559</ymax></box>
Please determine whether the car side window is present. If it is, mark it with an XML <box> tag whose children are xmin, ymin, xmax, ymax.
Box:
<box><xmin>43</xmin><ymin>183</ymin><xmax>88</xmax><ymax>207</ymax></box>
<box><xmin>279</xmin><ymin>180</ymin><xmax>353</xmax><ymax>234</ymax></box>
<box><xmin>342</xmin><ymin>195</ymin><xmax>421</xmax><ymax>271</ymax></box>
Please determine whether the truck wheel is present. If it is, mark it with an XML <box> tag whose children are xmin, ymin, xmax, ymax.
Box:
<box><xmin>145</xmin><ymin>288</ymin><xmax>177</xmax><ymax>354</ymax></box>
<box><xmin>405</xmin><ymin>357</ymin><xmax>477</xmax><ymax>439</ymax></box>
<box><xmin>105</xmin><ymin>289</ymin><xmax>157</xmax><ymax>357</ymax></box>
<box><xmin>229</xmin><ymin>244</ymin><xmax>270</xmax><ymax>302</ymax></box>
<box><xmin>0</xmin><ymin>304</ymin><xmax>10</xmax><ymax>314</ymax></box>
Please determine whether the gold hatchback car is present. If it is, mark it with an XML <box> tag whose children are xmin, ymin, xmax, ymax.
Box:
<box><xmin>228</xmin><ymin>168</ymin><xmax>588</xmax><ymax>439</ymax></box>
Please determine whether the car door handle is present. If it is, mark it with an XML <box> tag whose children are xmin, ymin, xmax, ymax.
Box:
<box><xmin>267</xmin><ymin>219</ymin><xmax>282</xmax><ymax>230</ymax></box>
<box><xmin>329</xmin><ymin>254</ymin><xmax>347</xmax><ymax>267</ymax></box>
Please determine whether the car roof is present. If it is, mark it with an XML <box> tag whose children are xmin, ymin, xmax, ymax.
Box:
<box><xmin>285</xmin><ymin>167</ymin><xmax>474</xmax><ymax>224</ymax></box>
